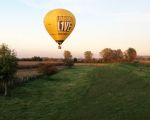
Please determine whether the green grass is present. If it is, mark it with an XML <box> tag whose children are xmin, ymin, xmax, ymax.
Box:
<box><xmin>0</xmin><ymin>63</ymin><xmax>150</xmax><ymax>120</ymax></box>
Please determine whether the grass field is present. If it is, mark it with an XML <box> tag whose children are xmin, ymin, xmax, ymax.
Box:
<box><xmin>0</xmin><ymin>63</ymin><xmax>150</xmax><ymax>120</ymax></box>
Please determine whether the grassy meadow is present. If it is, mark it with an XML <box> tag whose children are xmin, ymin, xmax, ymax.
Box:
<box><xmin>0</xmin><ymin>63</ymin><xmax>150</xmax><ymax>120</ymax></box>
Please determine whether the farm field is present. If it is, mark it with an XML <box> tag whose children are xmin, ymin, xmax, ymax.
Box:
<box><xmin>0</xmin><ymin>63</ymin><xmax>150</xmax><ymax>120</ymax></box>
<box><xmin>18</xmin><ymin>61</ymin><xmax>63</xmax><ymax>66</ymax></box>
<box><xmin>16</xmin><ymin>61</ymin><xmax>64</xmax><ymax>78</ymax></box>
<box><xmin>16</xmin><ymin>69</ymin><xmax>40</xmax><ymax>78</ymax></box>
<box><xmin>140</xmin><ymin>60</ymin><xmax>150</xmax><ymax>64</ymax></box>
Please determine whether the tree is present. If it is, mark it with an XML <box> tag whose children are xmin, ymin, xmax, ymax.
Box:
<box><xmin>100</xmin><ymin>48</ymin><xmax>113</xmax><ymax>62</ymax></box>
<box><xmin>124</xmin><ymin>48</ymin><xmax>137</xmax><ymax>61</ymax></box>
<box><xmin>32</xmin><ymin>56</ymin><xmax>42</xmax><ymax>61</ymax></box>
<box><xmin>84</xmin><ymin>51</ymin><xmax>93</xmax><ymax>63</ymax></box>
<box><xmin>73</xmin><ymin>58</ymin><xmax>78</xmax><ymax>63</ymax></box>
<box><xmin>116</xmin><ymin>49</ymin><xmax>123</xmax><ymax>61</ymax></box>
<box><xmin>38</xmin><ymin>63</ymin><xmax>58</xmax><ymax>75</ymax></box>
<box><xmin>64</xmin><ymin>50</ymin><xmax>72</xmax><ymax>60</ymax></box>
<box><xmin>63</xmin><ymin>50</ymin><xmax>74</xmax><ymax>67</ymax></box>
<box><xmin>112</xmin><ymin>49</ymin><xmax>123</xmax><ymax>62</ymax></box>
<box><xmin>0</xmin><ymin>44</ymin><xmax>17</xmax><ymax>96</ymax></box>
<box><xmin>112</xmin><ymin>50</ymin><xmax>117</xmax><ymax>62</ymax></box>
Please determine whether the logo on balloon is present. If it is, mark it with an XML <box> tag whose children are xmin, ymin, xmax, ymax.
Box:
<box><xmin>57</xmin><ymin>16</ymin><xmax>72</xmax><ymax>32</ymax></box>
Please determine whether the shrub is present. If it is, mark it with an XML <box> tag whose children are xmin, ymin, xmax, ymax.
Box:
<box><xmin>38</xmin><ymin>63</ymin><xmax>58</xmax><ymax>75</ymax></box>
<box><xmin>64</xmin><ymin>59</ymin><xmax>74</xmax><ymax>67</ymax></box>
<box><xmin>133</xmin><ymin>60</ymin><xmax>139</xmax><ymax>64</ymax></box>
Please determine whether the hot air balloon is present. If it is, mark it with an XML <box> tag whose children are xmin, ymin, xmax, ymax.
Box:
<box><xmin>44</xmin><ymin>9</ymin><xmax>76</xmax><ymax>49</ymax></box>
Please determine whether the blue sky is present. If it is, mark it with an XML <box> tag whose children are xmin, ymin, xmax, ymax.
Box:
<box><xmin>0</xmin><ymin>0</ymin><xmax>150</xmax><ymax>58</ymax></box>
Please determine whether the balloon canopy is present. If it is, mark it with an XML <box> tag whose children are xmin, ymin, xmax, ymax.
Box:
<box><xmin>44</xmin><ymin>9</ymin><xmax>76</xmax><ymax>49</ymax></box>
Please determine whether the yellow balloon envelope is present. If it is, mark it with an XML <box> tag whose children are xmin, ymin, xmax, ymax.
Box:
<box><xmin>44</xmin><ymin>9</ymin><xmax>76</xmax><ymax>49</ymax></box>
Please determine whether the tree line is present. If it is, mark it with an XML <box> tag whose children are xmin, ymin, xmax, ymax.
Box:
<box><xmin>64</xmin><ymin>47</ymin><xmax>137</xmax><ymax>63</ymax></box>
<box><xmin>17</xmin><ymin>48</ymin><xmax>137</xmax><ymax>63</ymax></box>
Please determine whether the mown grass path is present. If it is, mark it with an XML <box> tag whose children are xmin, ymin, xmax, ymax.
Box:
<box><xmin>0</xmin><ymin>64</ymin><xmax>150</xmax><ymax>120</ymax></box>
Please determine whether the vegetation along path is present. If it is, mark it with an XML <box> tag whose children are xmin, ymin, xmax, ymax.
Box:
<box><xmin>0</xmin><ymin>63</ymin><xmax>150</xmax><ymax>120</ymax></box>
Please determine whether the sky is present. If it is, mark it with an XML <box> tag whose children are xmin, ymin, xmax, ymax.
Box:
<box><xmin>0</xmin><ymin>0</ymin><xmax>150</xmax><ymax>58</ymax></box>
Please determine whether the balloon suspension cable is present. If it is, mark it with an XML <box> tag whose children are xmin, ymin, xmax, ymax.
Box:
<box><xmin>58</xmin><ymin>45</ymin><xmax>61</xmax><ymax>49</ymax></box>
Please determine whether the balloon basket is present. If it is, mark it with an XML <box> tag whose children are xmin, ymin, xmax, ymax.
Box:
<box><xmin>58</xmin><ymin>45</ymin><xmax>61</xmax><ymax>49</ymax></box>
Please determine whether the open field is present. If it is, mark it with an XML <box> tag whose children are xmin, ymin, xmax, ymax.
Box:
<box><xmin>17</xmin><ymin>61</ymin><xmax>64</xmax><ymax>69</ymax></box>
<box><xmin>0</xmin><ymin>63</ymin><xmax>150</xmax><ymax>120</ymax></box>
<box><xmin>16</xmin><ymin>60</ymin><xmax>150</xmax><ymax>79</ymax></box>
<box><xmin>18</xmin><ymin>61</ymin><xmax>63</xmax><ymax>66</ymax></box>
<box><xmin>16</xmin><ymin>69</ymin><xmax>41</xmax><ymax>78</ymax></box>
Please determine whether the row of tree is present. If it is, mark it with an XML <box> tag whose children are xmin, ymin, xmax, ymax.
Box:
<box><xmin>100</xmin><ymin>48</ymin><xmax>137</xmax><ymax>62</ymax></box>
<box><xmin>18</xmin><ymin>56</ymin><xmax>43</xmax><ymax>61</ymax></box>
<box><xmin>17</xmin><ymin>48</ymin><xmax>137</xmax><ymax>63</ymax></box>
<box><xmin>64</xmin><ymin>48</ymin><xmax>137</xmax><ymax>63</ymax></box>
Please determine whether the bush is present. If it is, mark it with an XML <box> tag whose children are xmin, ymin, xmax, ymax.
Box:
<box><xmin>133</xmin><ymin>60</ymin><xmax>139</xmax><ymax>64</ymax></box>
<box><xmin>64</xmin><ymin>59</ymin><xmax>74</xmax><ymax>67</ymax></box>
<box><xmin>38</xmin><ymin>64</ymin><xmax>58</xmax><ymax>75</ymax></box>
